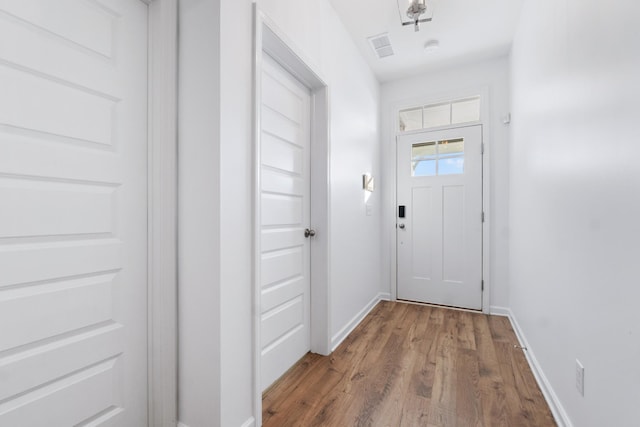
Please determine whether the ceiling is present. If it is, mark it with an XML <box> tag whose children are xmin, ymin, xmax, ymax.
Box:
<box><xmin>328</xmin><ymin>0</ymin><xmax>524</xmax><ymax>83</ymax></box>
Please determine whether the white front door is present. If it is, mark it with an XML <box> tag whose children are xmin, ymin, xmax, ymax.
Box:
<box><xmin>259</xmin><ymin>54</ymin><xmax>312</xmax><ymax>391</ymax></box>
<box><xmin>396</xmin><ymin>126</ymin><xmax>483</xmax><ymax>310</ymax></box>
<box><xmin>0</xmin><ymin>0</ymin><xmax>149</xmax><ymax>425</ymax></box>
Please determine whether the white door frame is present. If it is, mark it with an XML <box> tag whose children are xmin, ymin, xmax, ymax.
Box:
<box><xmin>389</xmin><ymin>88</ymin><xmax>492</xmax><ymax>313</ymax></box>
<box><xmin>146</xmin><ymin>0</ymin><xmax>178</xmax><ymax>425</ymax></box>
<box><xmin>253</xmin><ymin>7</ymin><xmax>332</xmax><ymax>426</ymax></box>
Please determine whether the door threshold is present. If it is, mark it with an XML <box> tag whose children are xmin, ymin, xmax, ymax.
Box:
<box><xmin>396</xmin><ymin>298</ymin><xmax>482</xmax><ymax>314</ymax></box>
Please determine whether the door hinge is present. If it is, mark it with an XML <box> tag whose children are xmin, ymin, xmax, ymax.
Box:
<box><xmin>481</xmin><ymin>211</ymin><xmax>485</xmax><ymax>223</ymax></box>
<box><xmin>481</xmin><ymin>280</ymin><xmax>484</xmax><ymax>291</ymax></box>
<box><xmin>481</xmin><ymin>142</ymin><xmax>485</xmax><ymax>154</ymax></box>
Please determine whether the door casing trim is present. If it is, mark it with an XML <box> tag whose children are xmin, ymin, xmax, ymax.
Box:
<box><xmin>147</xmin><ymin>1</ymin><xmax>178</xmax><ymax>425</ymax></box>
<box><xmin>253</xmin><ymin>7</ymin><xmax>332</xmax><ymax>426</ymax></box>
<box><xmin>390</xmin><ymin>87</ymin><xmax>492</xmax><ymax>313</ymax></box>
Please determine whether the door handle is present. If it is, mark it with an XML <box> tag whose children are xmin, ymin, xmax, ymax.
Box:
<box><xmin>398</xmin><ymin>224</ymin><xmax>405</xmax><ymax>229</ymax></box>
<box><xmin>304</xmin><ymin>228</ymin><xmax>316</xmax><ymax>238</ymax></box>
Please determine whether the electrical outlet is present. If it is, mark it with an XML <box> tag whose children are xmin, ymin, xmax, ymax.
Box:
<box><xmin>576</xmin><ymin>359</ymin><xmax>585</xmax><ymax>396</ymax></box>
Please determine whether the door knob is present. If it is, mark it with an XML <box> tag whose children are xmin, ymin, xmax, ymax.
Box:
<box><xmin>304</xmin><ymin>228</ymin><xmax>316</xmax><ymax>238</ymax></box>
<box><xmin>398</xmin><ymin>223</ymin><xmax>405</xmax><ymax>229</ymax></box>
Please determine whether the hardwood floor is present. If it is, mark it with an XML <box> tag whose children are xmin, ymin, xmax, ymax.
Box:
<box><xmin>262</xmin><ymin>301</ymin><xmax>556</xmax><ymax>427</ymax></box>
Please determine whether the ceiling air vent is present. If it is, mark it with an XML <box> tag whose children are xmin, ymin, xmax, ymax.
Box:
<box><xmin>368</xmin><ymin>33</ymin><xmax>394</xmax><ymax>59</ymax></box>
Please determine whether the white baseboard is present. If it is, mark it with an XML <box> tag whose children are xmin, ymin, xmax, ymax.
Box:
<box><xmin>489</xmin><ymin>305</ymin><xmax>511</xmax><ymax>317</ymax></box>
<box><xmin>331</xmin><ymin>292</ymin><xmax>387</xmax><ymax>351</ymax></box>
<box><xmin>501</xmin><ymin>308</ymin><xmax>573</xmax><ymax>427</ymax></box>
<box><xmin>178</xmin><ymin>416</ymin><xmax>254</xmax><ymax>427</ymax></box>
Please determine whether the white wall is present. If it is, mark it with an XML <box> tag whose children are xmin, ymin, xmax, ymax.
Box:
<box><xmin>509</xmin><ymin>1</ymin><xmax>640</xmax><ymax>426</ymax></box>
<box><xmin>178</xmin><ymin>0</ymin><xmax>221</xmax><ymax>425</ymax></box>
<box><xmin>380</xmin><ymin>56</ymin><xmax>511</xmax><ymax>310</ymax></box>
<box><xmin>179</xmin><ymin>0</ymin><xmax>383</xmax><ymax>425</ymax></box>
<box><xmin>219</xmin><ymin>0</ymin><xmax>255</xmax><ymax>425</ymax></box>
<box><xmin>179</xmin><ymin>0</ymin><xmax>254</xmax><ymax>425</ymax></box>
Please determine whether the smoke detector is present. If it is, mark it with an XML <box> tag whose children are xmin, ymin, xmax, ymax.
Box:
<box><xmin>424</xmin><ymin>39</ymin><xmax>440</xmax><ymax>52</ymax></box>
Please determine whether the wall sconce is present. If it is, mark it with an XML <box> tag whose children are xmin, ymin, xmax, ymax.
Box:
<box><xmin>363</xmin><ymin>173</ymin><xmax>375</xmax><ymax>192</ymax></box>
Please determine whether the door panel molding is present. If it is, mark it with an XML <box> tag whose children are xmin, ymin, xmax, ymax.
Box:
<box><xmin>259</xmin><ymin>52</ymin><xmax>312</xmax><ymax>391</ymax></box>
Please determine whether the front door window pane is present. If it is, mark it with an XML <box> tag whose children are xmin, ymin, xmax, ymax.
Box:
<box><xmin>412</xmin><ymin>141</ymin><xmax>436</xmax><ymax>176</ymax></box>
<box><xmin>438</xmin><ymin>138</ymin><xmax>464</xmax><ymax>175</ymax></box>
<box><xmin>398</xmin><ymin>96</ymin><xmax>481</xmax><ymax>133</ymax></box>
<box><xmin>423</xmin><ymin>103</ymin><xmax>450</xmax><ymax>128</ymax></box>
<box><xmin>412</xmin><ymin>138</ymin><xmax>464</xmax><ymax>176</ymax></box>
<box><xmin>451</xmin><ymin>97</ymin><xmax>480</xmax><ymax>123</ymax></box>
<box><xmin>399</xmin><ymin>108</ymin><xmax>423</xmax><ymax>132</ymax></box>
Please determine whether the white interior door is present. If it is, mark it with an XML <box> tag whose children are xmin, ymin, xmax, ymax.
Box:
<box><xmin>260</xmin><ymin>54</ymin><xmax>311</xmax><ymax>391</ymax></box>
<box><xmin>0</xmin><ymin>0</ymin><xmax>149</xmax><ymax>425</ymax></box>
<box><xmin>397</xmin><ymin>125</ymin><xmax>483</xmax><ymax>310</ymax></box>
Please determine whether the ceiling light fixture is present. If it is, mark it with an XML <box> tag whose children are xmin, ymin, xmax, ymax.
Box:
<box><xmin>399</xmin><ymin>0</ymin><xmax>432</xmax><ymax>32</ymax></box>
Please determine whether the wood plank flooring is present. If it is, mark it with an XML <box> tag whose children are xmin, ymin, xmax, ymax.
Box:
<box><xmin>262</xmin><ymin>301</ymin><xmax>555</xmax><ymax>427</ymax></box>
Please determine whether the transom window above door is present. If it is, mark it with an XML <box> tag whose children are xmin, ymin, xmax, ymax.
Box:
<box><xmin>411</xmin><ymin>138</ymin><xmax>464</xmax><ymax>176</ymax></box>
<box><xmin>399</xmin><ymin>96</ymin><xmax>480</xmax><ymax>132</ymax></box>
